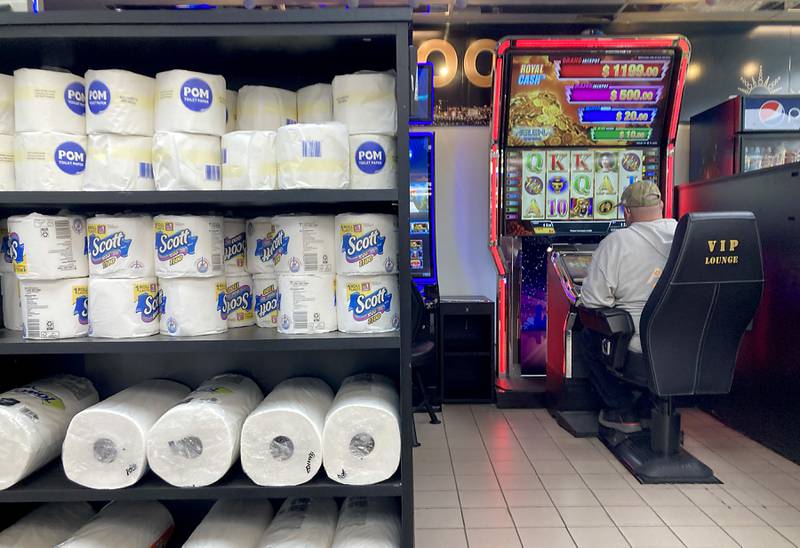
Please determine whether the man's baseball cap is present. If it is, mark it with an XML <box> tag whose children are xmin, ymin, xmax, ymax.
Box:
<box><xmin>617</xmin><ymin>180</ymin><xmax>662</xmax><ymax>208</ymax></box>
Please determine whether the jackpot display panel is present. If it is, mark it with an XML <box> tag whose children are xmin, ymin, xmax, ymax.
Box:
<box><xmin>410</xmin><ymin>132</ymin><xmax>437</xmax><ymax>286</ymax></box>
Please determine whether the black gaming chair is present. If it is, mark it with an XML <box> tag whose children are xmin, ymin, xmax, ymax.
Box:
<box><xmin>577</xmin><ymin>212</ymin><xmax>764</xmax><ymax>483</ymax></box>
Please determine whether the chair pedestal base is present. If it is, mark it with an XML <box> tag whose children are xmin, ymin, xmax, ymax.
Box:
<box><xmin>552</xmin><ymin>410</ymin><xmax>599</xmax><ymax>438</ymax></box>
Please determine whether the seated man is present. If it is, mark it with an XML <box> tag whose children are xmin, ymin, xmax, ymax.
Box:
<box><xmin>579</xmin><ymin>180</ymin><xmax>677</xmax><ymax>433</ymax></box>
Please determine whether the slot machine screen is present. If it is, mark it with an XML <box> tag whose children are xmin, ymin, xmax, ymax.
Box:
<box><xmin>410</xmin><ymin>133</ymin><xmax>436</xmax><ymax>282</ymax></box>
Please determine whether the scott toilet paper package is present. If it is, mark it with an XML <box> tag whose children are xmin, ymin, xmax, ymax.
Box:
<box><xmin>322</xmin><ymin>374</ymin><xmax>400</xmax><ymax>485</ymax></box>
<box><xmin>152</xmin><ymin>131</ymin><xmax>221</xmax><ymax>191</ymax></box>
<box><xmin>337</xmin><ymin>275</ymin><xmax>399</xmax><ymax>334</ymax></box>
<box><xmin>259</xmin><ymin>497</ymin><xmax>338</xmax><ymax>548</ymax></box>
<box><xmin>87</xmin><ymin>214</ymin><xmax>154</xmax><ymax>278</ymax></box>
<box><xmin>154</xmin><ymin>215</ymin><xmax>223</xmax><ymax>278</ymax></box>
<box><xmin>158</xmin><ymin>277</ymin><xmax>227</xmax><ymax>337</ymax></box>
<box><xmin>62</xmin><ymin>379</ymin><xmax>190</xmax><ymax>489</ymax></box>
<box><xmin>1</xmin><ymin>273</ymin><xmax>22</xmax><ymax>331</ymax></box>
<box><xmin>184</xmin><ymin>499</ymin><xmax>273</xmax><ymax>548</ymax></box>
<box><xmin>14</xmin><ymin>68</ymin><xmax>85</xmax><ymax>135</ymax></box>
<box><xmin>88</xmin><ymin>278</ymin><xmax>160</xmax><ymax>339</ymax></box>
<box><xmin>335</xmin><ymin>213</ymin><xmax>399</xmax><ymax>275</ymax></box>
<box><xmin>14</xmin><ymin>132</ymin><xmax>87</xmax><ymax>191</ymax></box>
<box><xmin>223</xmin><ymin>274</ymin><xmax>255</xmax><ymax>328</ymax></box>
<box><xmin>147</xmin><ymin>374</ymin><xmax>263</xmax><ymax>487</ymax></box>
<box><xmin>223</xmin><ymin>217</ymin><xmax>247</xmax><ymax>274</ymax></box>
<box><xmin>6</xmin><ymin>213</ymin><xmax>88</xmax><ymax>279</ymax></box>
<box><xmin>278</xmin><ymin>274</ymin><xmax>336</xmax><ymax>335</ymax></box>
<box><xmin>297</xmin><ymin>83</ymin><xmax>333</xmax><ymax>123</ymax></box>
<box><xmin>0</xmin><ymin>502</ymin><xmax>95</xmax><ymax>548</ymax></box>
<box><xmin>0</xmin><ymin>219</ymin><xmax>11</xmax><ymax>273</ymax></box>
<box><xmin>221</xmin><ymin>130</ymin><xmax>277</xmax><ymax>190</ymax></box>
<box><xmin>271</xmin><ymin>214</ymin><xmax>335</xmax><ymax>274</ymax></box>
<box><xmin>0</xmin><ymin>74</ymin><xmax>13</xmax><ymax>135</ymax></box>
<box><xmin>349</xmin><ymin>134</ymin><xmax>397</xmax><ymax>189</ymax></box>
<box><xmin>155</xmin><ymin>69</ymin><xmax>226</xmax><ymax>136</ymax></box>
<box><xmin>56</xmin><ymin>501</ymin><xmax>173</xmax><ymax>548</ymax></box>
<box><xmin>0</xmin><ymin>375</ymin><xmax>98</xmax><ymax>490</ymax></box>
<box><xmin>237</xmin><ymin>85</ymin><xmax>297</xmax><ymax>131</ymax></box>
<box><xmin>241</xmin><ymin>377</ymin><xmax>334</xmax><ymax>486</ymax></box>
<box><xmin>0</xmin><ymin>134</ymin><xmax>14</xmax><ymax>190</ymax></box>
<box><xmin>85</xmin><ymin>69</ymin><xmax>155</xmax><ymax>136</ymax></box>
<box><xmin>276</xmin><ymin>123</ymin><xmax>349</xmax><ymax>189</ymax></box>
<box><xmin>332</xmin><ymin>72</ymin><xmax>397</xmax><ymax>135</ymax></box>
<box><xmin>246</xmin><ymin>216</ymin><xmax>275</xmax><ymax>276</ymax></box>
<box><xmin>225</xmin><ymin>89</ymin><xmax>238</xmax><ymax>133</ymax></box>
<box><xmin>84</xmin><ymin>134</ymin><xmax>155</xmax><ymax>191</ymax></box>
<box><xmin>331</xmin><ymin>497</ymin><xmax>401</xmax><ymax>548</ymax></box>
<box><xmin>20</xmin><ymin>278</ymin><xmax>89</xmax><ymax>339</ymax></box>
<box><xmin>253</xmin><ymin>275</ymin><xmax>279</xmax><ymax>328</ymax></box>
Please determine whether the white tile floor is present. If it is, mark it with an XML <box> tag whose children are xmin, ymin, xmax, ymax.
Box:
<box><xmin>414</xmin><ymin>405</ymin><xmax>800</xmax><ymax>548</ymax></box>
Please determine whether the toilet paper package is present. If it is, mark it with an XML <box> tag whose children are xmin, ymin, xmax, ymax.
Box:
<box><xmin>184</xmin><ymin>499</ymin><xmax>273</xmax><ymax>548</ymax></box>
<box><xmin>277</xmin><ymin>274</ymin><xmax>336</xmax><ymax>334</ymax></box>
<box><xmin>1</xmin><ymin>273</ymin><xmax>23</xmax><ymax>331</ymax></box>
<box><xmin>335</xmin><ymin>213</ymin><xmax>399</xmax><ymax>275</ymax></box>
<box><xmin>14</xmin><ymin>68</ymin><xmax>85</xmax><ymax>135</ymax></box>
<box><xmin>237</xmin><ymin>85</ymin><xmax>297</xmax><ymax>131</ymax></box>
<box><xmin>271</xmin><ymin>214</ymin><xmax>335</xmax><ymax>274</ymax></box>
<box><xmin>297</xmin><ymin>83</ymin><xmax>333</xmax><ymax>123</ymax></box>
<box><xmin>225</xmin><ymin>89</ymin><xmax>238</xmax><ymax>133</ymax></box>
<box><xmin>87</xmin><ymin>214</ymin><xmax>154</xmax><ymax>278</ymax></box>
<box><xmin>88</xmin><ymin>277</ymin><xmax>160</xmax><ymax>339</ymax></box>
<box><xmin>152</xmin><ymin>131</ymin><xmax>221</xmax><ymax>191</ymax></box>
<box><xmin>259</xmin><ymin>497</ymin><xmax>338</xmax><ymax>547</ymax></box>
<box><xmin>155</xmin><ymin>69</ymin><xmax>226</xmax><ymax>136</ymax></box>
<box><xmin>85</xmin><ymin>69</ymin><xmax>155</xmax><ymax>136</ymax></box>
<box><xmin>253</xmin><ymin>275</ymin><xmax>279</xmax><ymax>328</ymax></box>
<box><xmin>276</xmin><ymin>123</ymin><xmax>349</xmax><ymax>189</ymax></box>
<box><xmin>56</xmin><ymin>501</ymin><xmax>174</xmax><ymax>548</ymax></box>
<box><xmin>6</xmin><ymin>213</ymin><xmax>88</xmax><ymax>279</ymax></box>
<box><xmin>332</xmin><ymin>72</ymin><xmax>397</xmax><ymax>135</ymax></box>
<box><xmin>158</xmin><ymin>277</ymin><xmax>227</xmax><ymax>337</ymax></box>
<box><xmin>349</xmin><ymin>134</ymin><xmax>397</xmax><ymax>189</ymax></box>
<box><xmin>241</xmin><ymin>377</ymin><xmax>334</xmax><ymax>486</ymax></box>
<box><xmin>222</xmin><ymin>130</ymin><xmax>277</xmax><ymax>190</ymax></box>
<box><xmin>0</xmin><ymin>219</ymin><xmax>11</xmax><ymax>273</ymax></box>
<box><xmin>223</xmin><ymin>274</ymin><xmax>255</xmax><ymax>328</ymax></box>
<box><xmin>154</xmin><ymin>214</ymin><xmax>223</xmax><ymax>278</ymax></box>
<box><xmin>0</xmin><ymin>74</ymin><xmax>12</xmax><ymax>135</ymax></box>
<box><xmin>0</xmin><ymin>134</ymin><xmax>14</xmax><ymax>190</ymax></box>
<box><xmin>20</xmin><ymin>278</ymin><xmax>89</xmax><ymax>339</ymax></box>
<box><xmin>0</xmin><ymin>502</ymin><xmax>95</xmax><ymax>548</ymax></box>
<box><xmin>62</xmin><ymin>379</ymin><xmax>190</xmax><ymax>489</ymax></box>
<box><xmin>147</xmin><ymin>374</ymin><xmax>263</xmax><ymax>487</ymax></box>
<box><xmin>0</xmin><ymin>375</ymin><xmax>98</xmax><ymax>490</ymax></box>
<box><xmin>322</xmin><ymin>374</ymin><xmax>400</xmax><ymax>485</ymax></box>
<box><xmin>331</xmin><ymin>497</ymin><xmax>401</xmax><ymax>548</ymax></box>
<box><xmin>223</xmin><ymin>217</ymin><xmax>247</xmax><ymax>275</ymax></box>
<box><xmin>246</xmin><ymin>216</ymin><xmax>275</xmax><ymax>276</ymax></box>
<box><xmin>84</xmin><ymin>134</ymin><xmax>155</xmax><ymax>191</ymax></box>
<box><xmin>336</xmin><ymin>275</ymin><xmax>399</xmax><ymax>334</ymax></box>
<box><xmin>14</xmin><ymin>132</ymin><xmax>87</xmax><ymax>191</ymax></box>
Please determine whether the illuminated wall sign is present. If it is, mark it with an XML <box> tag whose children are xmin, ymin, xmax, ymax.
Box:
<box><xmin>417</xmin><ymin>38</ymin><xmax>498</xmax><ymax>88</ymax></box>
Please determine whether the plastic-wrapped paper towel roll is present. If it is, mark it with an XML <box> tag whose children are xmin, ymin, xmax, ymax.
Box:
<box><xmin>56</xmin><ymin>501</ymin><xmax>174</xmax><ymax>548</ymax></box>
<box><xmin>14</xmin><ymin>68</ymin><xmax>85</xmax><ymax>135</ymax></box>
<box><xmin>336</xmin><ymin>275</ymin><xmax>399</xmax><ymax>334</ymax></box>
<box><xmin>237</xmin><ymin>85</ymin><xmax>297</xmax><ymax>131</ymax></box>
<box><xmin>349</xmin><ymin>134</ymin><xmax>397</xmax><ymax>190</ymax></box>
<box><xmin>0</xmin><ymin>74</ymin><xmax>13</xmax><ymax>135</ymax></box>
<box><xmin>259</xmin><ymin>497</ymin><xmax>338</xmax><ymax>547</ymax></box>
<box><xmin>223</xmin><ymin>218</ymin><xmax>246</xmax><ymax>275</ymax></box>
<box><xmin>335</xmin><ymin>213</ymin><xmax>399</xmax><ymax>275</ymax></box>
<box><xmin>1</xmin><ymin>273</ymin><xmax>23</xmax><ymax>331</ymax></box>
<box><xmin>158</xmin><ymin>277</ymin><xmax>227</xmax><ymax>337</ymax></box>
<box><xmin>0</xmin><ymin>375</ymin><xmax>98</xmax><ymax>490</ymax></box>
<box><xmin>271</xmin><ymin>214</ymin><xmax>335</xmax><ymax>274</ymax></box>
<box><xmin>20</xmin><ymin>278</ymin><xmax>89</xmax><ymax>339</ymax></box>
<box><xmin>184</xmin><ymin>499</ymin><xmax>273</xmax><ymax>548</ymax></box>
<box><xmin>84</xmin><ymin>134</ymin><xmax>154</xmax><ymax>191</ymax></box>
<box><xmin>322</xmin><ymin>374</ymin><xmax>400</xmax><ymax>485</ymax></box>
<box><xmin>0</xmin><ymin>502</ymin><xmax>95</xmax><ymax>547</ymax></box>
<box><xmin>85</xmin><ymin>69</ymin><xmax>155</xmax><ymax>136</ymax></box>
<box><xmin>87</xmin><ymin>214</ymin><xmax>154</xmax><ymax>278</ymax></box>
<box><xmin>0</xmin><ymin>134</ymin><xmax>13</xmax><ymax>191</ymax></box>
<box><xmin>14</xmin><ymin>132</ymin><xmax>87</xmax><ymax>191</ymax></box>
<box><xmin>331</xmin><ymin>497</ymin><xmax>401</xmax><ymax>548</ymax></box>
<box><xmin>225</xmin><ymin>89</ymin><xmax>238</xmax><ymax>133</ymax></box>
<box><xmin>277</xmin><ymin>274</ymin><xmax>336</xmax><ymax>335</ymax></box>
<box><xmin>147</xmin><ymin>374</ymin><xmax>263</xmax><ymax>487</ymax></box>
<box><xmin>155</xmin><ymin>69</ymin><xmax>226</xmax><ymax>136</ymax></box>
<box><xmin>332</xmin><ymin>72</ymin><xmax>397</xmax><ymax>135</ymax></box>
<box><xmin>253</xmin><ymin>275</ymin><xmax>279</xmax><ymax>328</ymax></box>
<box><xmin>276</xmin><ymin>123</ymin><xmax>349</xmax><ymax>190</ymax></box>
<box><xmin>246</xmin><ymin>217</ymin><xmax>275</xmax><ymax>276</ymax></box>
<box><xmin>153</xmin><ymin>214</ymin><xmax>223</xmax><ymax>278</ymax></box>
<box><xmin>223</xmin><ymin>274</ymin><xmax>255</xmax><ymax>328</ymax></box>
<box><xmin>153</xmin><ymin>131</ymin><xmax>221</xmax><ymax>191</ymax></box>
<box><xmin>222</xmin><ymin>130</ymin><xmax>277</xmax><ymax>190</ymax></box>
<box><xmin>88</xmin><ymin>277</ymin><xmax>160</xmax><ymax>339</ymax></box>
<box><xmin>297</xmin><ymin>83</ymin><xmax>333</xmax><ymax>123</ymax></box>
<box><xmin>241</xmin><ymin>377</ymin><xmax>334</xmax><ymax>486</ymax></box>
<box><xmin>62</xmin><ymin>379</ymin><xmax>190</xmax><ymax>489</ymax></box>
<box><xmin>6</xmin><ymin>213</ymin><xmax>88</xmax><ymax>280</ymax></box>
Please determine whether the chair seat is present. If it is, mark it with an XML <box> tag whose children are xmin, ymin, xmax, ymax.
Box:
<box><xmin>412</xmin><ymin>340</ymin><xmax>435</xmax><ymax>364</ymax></box>
<box><xmin>616</xmin><ymin>351</ymin><xmax>649</xmax><ymax>388</ymax></box>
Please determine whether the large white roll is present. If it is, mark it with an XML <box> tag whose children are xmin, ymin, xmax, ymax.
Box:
<box><xmin>332</xmin><ymin>72</ymin><xmax>396</xmax><ymax>136</ymax></box>
<box><xmin>221</xmin><ymin>130</ymin><xmax>277</xmax><ymax>190</ymax></box>
<box><xmin>14</xmin><ymin>132</ymin><xmax>87</xmax><ymax>191</ymax></box>
<box><xmin>276</xmin><ymin>123</ymin><xmax>349</xmax><ymax>190</ymax></box>
<box><xmin>277</xmin><ymin>274</ymin><xmax>336</xmax><ymax>335</ymax></box>
<box><xmin>0</xmin><ymin>74</ymin><xmax>12</xmax><ymax>135</ymax></box>
<box><xmin>87</xmin><ymin>214</ymin><xmax>154</xmax><ymax>278</ymax></box>
<box><xmin>56</xmin><ymin>501</ymin><xmax>174</xmax><ymax>548</ymax></box>
<box><xmin>336</xmin><ymin>275</ymin><xmax>399</xmax><ymax>334</ymax></box>
<box><xmin>6</xmin><ymin>213</ymin><xmax>88</xmax><ymax>280</ymax></box>
<box><xmin>297</xmin><ymin>83</ymin><xmax>333</xmax><ymax>124</ymax></box>
<box><xmin>335</xmin><ymin>213</ymin><xmax>399</xmax><ymax>275</ymax></box>
<box><xmin>322</xmin><ymin>374</ymin><xmax>400</xmax><ymax>485</ymax></box>
<box><xmin>14</xmin><ymin>68</ymin><xmax>85</xmax><ymax>135</ymax></box>
<box><xmin>84</xmin><ymin>134</ymin><xmax>155</xmax><ymax>191</ymax></box>
<box><xmin>87</xmin><ymin>277</ymin><xmax>160</xmax><ymax>339</ymax></box>
<box><xmin>241</xmin><ymin>377</ymin><xmax>334</xmax><ymax>486</ymax></box>
<box><xmin>155</xmin><ymin>69</ymin><xmax>226</xmax><ymax>136</ymax></box>
<box><xmin>147</xmin><ymin>374</ymin><xmax>263</xmax><ymax>487</ymax></box>
<box><xmin>349</xmin><ymin>134</ymin><xmax>397</xmax><ymax>189</ymax></box>
<box><xmin>223</xmin><ymin>218</ymin><xmax>247</xmax><ymax>275</ymax></box>
<box><xmin>253</xmin><ymin>275</ymin><xmax>279</xmax><ymax>328</ymax></box>
<box><xmin>0</xmin><ymin>375</ymin><xmax>98</xmax><ymax>490</ymax></box>
<box><xmin>1</xmin><ymin>273</ymin><xmax>23</xmax><ymax>331</ymax></box>
<box><xmin>237</xmin><ymin>86</ymin><xmax>297</xmax><ymax>131</ymax></box>
<box><xmin>85</xmin><ymin>69</ymin><xmax>155</xmax><ymax>136</ymax></box>
<box><xmin>259</xmin><ymin>497</ymin><xmax>338</xmax><ymax>548</ymax></box>
<box><xmin>225</xmin><ymin>89</ymin><xmax>238</xmax><ymax>133</ymax></box>
<box><xmin>0</xmin><ymin>134</ymin><xmax>13</xmax><ymax>190</ymax></box>
<box><xmin>246</xmin><ymin>216</ymin><xmax>276</xmax><ymax>276</ymax></box>
<box><xmin>184</xmin><ymin>499</ymin><xmax>274</xmax><ymax>548</ymax></box>
<box><xmin>331</xmin><ymin>497</ymin><xmax>401</xmax><ymax>548</ymax></box>
<box><xmin>152</xmin><ymin>131</ymin><xmax>222</xmax><ymax>191</ymax></box>
<box><xmin>158</xmin><ymin>277</ymin><xmax>227</xmax><ymax>337</ymax></box>
<box><xmin>62</xmin><ymin>379</ymin><xmax>190</xmax><ymax>489</ymax></box>
<box><xmin>19</xmin><ymin>278</ymin><xmax>89</xmax><ymax>339</ymax></box>
<box><xmin>223</xmin><ymin>273</ymin><xmax>255</xmax><ymax>328</ymax></box>
<box><xmin>153</xmin><ymin>214</ymin><xmax>223</xmax><ymax>278</ymax></box>
<box><xmin>0</xmin><ymin>502</ymin><xmax>95</xmax><ymax>547</ymax></box>
<box><xmin>271</xmin><ymin>214</ymin><xmax>335</xmax><ymax>274</ymax></box>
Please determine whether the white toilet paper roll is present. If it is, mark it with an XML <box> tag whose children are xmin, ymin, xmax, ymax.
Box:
<box><xmin>253</xmin><ymin>275</ymin><xmax>279</xmax><ymax>328</ymax></box>
<box><xmin>271</xmin><ymin>214</ymin><xmax>335</xmax><ymax>274</ymax></box>
<box><xmin>185</xmin><ymin>499</ymin><xmax>273</xmax><ymax>548</ymax></box>
<box><xmin>349</xmin><ymin>134</ymin><xmax>397</xmax><ymax>190</ymax></box>
<box><xmin>277</xmin><ymin>273</ymin><xmax>336</xmax><ymax>335</ymax></box>
<box><xmin>147</xmin><ymin>374</ymin><xmax>263</xmax><ymax>487</ymax></box>
<box><xmin>335</xmin><ymin>213</ymin><xmax>399</xmax><ymax>275</ymax></box>
<box><xmin>0</xmin><ymin>134</ymin><xmax>14</xmax><ymax>191</ymax></box>
<box><xmin>56</xmin><ymin>501</ymin><xmax>174</xmax><ymax>548</ymax></box>
<box><xmin>331</xmin><ymin>497</ymin><xmax>401</xmax><ymax>548</ymax></box>
<box><xmin>1</xmin><ymin>273</ymin><xmax>23</xmax><ymax>331</ymax></box>
<box><xmin>0</xmin><ymin>219</ymin><xmax>10</xmax><ymax>273</ymax></box>
<box><xmin>332</xmin><ymin>72</ymin><xmax>397</xmax><ymax>135</ymax></box>
<box><xmin>20</xmin><ymin>278</ymin><xmax>89</xmax><ymax>339</ymax></box>
<box><xmin>223</xmin><ymin>218</ymin><xmax>247</xmax><ymax>275</ymax></box>
<box><xmin>158</xmin><ymin>277</ymin><xmax>227</xmax><ymax>337</ymax></box>
<box><xmin>6</xmin><ymin>213</ymin><xmax>88</xmax><ymax>280</ymax></box>
<box><xmin>0</xmin><ymin>375</ymin><xmax>98</xmax><ymax>490</ymax></box>
<box><xmin>153</xmin><ymin>214</ymin><xmax>223</xmax><ymax>278</ymax></box>
<box><xmin>62</xmin><ymin>379</ymin><xmax>190</xmax><ymax>489</ymax></box>
<box><xmin>14</xmin><ymin>68</ymin><xmax>85</xmax><ymax>135</ymax></box>
<box><xmin>14</xmin><ymin>132</ymin><xmax>87</xmax><ymax>191</ymax></box>
<box><xmin>84</xmin><ymin>134</ymin><xmax>155</xmax><ymax>191</ymax></box>
<box><xmin>259</xmin><ymin>497</ymin><xmax>339</xmax><ymax>547</ymax></box>
<box><xmin>237</xmin><ymin>86</ymin><xmax>297</xmax><ymax>131</ymax></box>
<box><xmin>0</xmin><ymin>74</ymin><xmax>13</xmax><ymax>135</ymax></box>
<box><xmin>85</xmin><ymin>69</ymin><xmax>155</xmax><ymax>136</ymax></box>
<box><xmin>276</xmin><ymin>123</ymin><xmax>349</xmax><ymax>190</ymax></box>
<box><xmin>221</xmin><ymin>130</ymin><xmax>277</xmax><ymax>190</ymax></box>
<box><xmin>322</xmin><ymin>374</ymin><xmax>400</xmax><ymax>485</ymax></box>
<box><xmin>152</xmin><ymin>131</ymin><xmax>222</xmax><ymax>191</ymax></box>
<box><xmin>297</xmin><ymin>83</ymin><xmax>333</xmax><ymax>124</ymax></box>
<box><xmin>155</xmin><ymin>69</ymin><xmax>226</xmax><ymax>136</ymax></box>
<box><xmin>223</xmin><ymin>273</ymin><xmax>255</xmax><ymax>328</ymax></box>
<box><xmin>87</xmin><ymin>214</ymin><xmax>154</xmax><ymax>278</ymax></box>
<box><xmin>241</xmin><ymin>377</ymin><xmax>334</xmax><ymax>486</ymax></box>
<box><xmin>0</xmin><ymin>502</ymin><xmax>95</xmax><ymax>548</ymax></box>
<box><xmin>225</xmin><ymin>89</ymin><xmax>238</xmax><ymax>133</ymax></box>
<box><xmin>336</xmin><ymin>275</ymin><xmax>399</xmax><ymax>334</ymax></box>
<box><xmin>246</xmin><ymin>216</ymin><xmax>276</xmax><ymax>276</ymax></box>
<box><xmin>87</xmin><ymin>277</ymin><xmax>160</xmax><ymax>339</ymax></box>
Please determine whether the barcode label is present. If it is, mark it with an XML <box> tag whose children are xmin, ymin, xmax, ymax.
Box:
<box><xmin>301</xmin><ymin>140</ymin><xmax>321</xmax><ymax>158</ymax></box>
<box><xmin>205</xmin><ymin>165</ymin><xmax>221</xmax><ymax>181</ymax></box>
<box><xmin>139</xmin><ymin>162</ymin><xmax>154</xmax><ymax>179</ymax></box>
<box><xmin>303</xmin><ymin>253</ymin><xmax>318</xmax><ymax>272</ymax></box>
<box><xmin>212</xmin><ymin>253</ymin><xmax>222</xmax><ymax>267</ymax></box>
<box><xmin>26</xmin><ymin>319</ymin><xmax>40</xmax><ymax>339</ymax></box>
<box><xmin>54</xmin><ymin>220</ymin><xmax>70</xmax><ymax>240</ymax></box>
<box><xmin>293</xmin><ymin>311</ymin><xmax>308</xmax><ymax>331</ymax></box>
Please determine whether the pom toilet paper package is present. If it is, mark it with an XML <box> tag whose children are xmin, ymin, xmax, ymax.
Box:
<box><xmin>158</xmin><ymin>277</ymin><xmax>227</xmax><ymax>337</ymax></box>
<box><xmin>88</xmin><ymin>277</ymin><xmax>160</xmax><ymax>339</ymax></box>
<box><xmin>335</xmin><ymin>213</ymin><xmax>399</xmax><ymax>275</ymax></box>
<box><xmin>6</xmin><ymin>213</ymin><xmax>88</xmax><ymax>279</ymax></box>
<box><xmin>221</xmin><ymin>130</ymin><xmax>277</xmax><ymax>190</ymax></box>
<box><xmin>322</xmin><ymin>374</ymin><xmax>400</xmax><ymax>486</ymax></box>
<box><xmin>223</xmin><ymin>274</ymin><xmax>255</xmax><ymax>328</ymax></box>
<box><xmin>152</xmin><ymin>131</ymin><xmax>221</xmax><ymax>191</ymax></box>
<box><xmin>223</xmin><ymin>217</ymin><xmax>247</xmax><ymax>274</ymax></box>
<box><xmin>84</xmin><ymin>134</ymin><xmax>155</xmax><ymax>191</ymax></box>
<box><xmin>56</xmin><ymin>501</ymin><xmax>174</xmax><ymax>548</ymax></box>
<box><xmin>20</xmin><ymin>278</ymin><xmax>89</xmax><ymax>339</ymax></box>
<box><xmin>14</xmin><ymin>69</ymin><xmax>85</xmax><ymax>135</ymax></box>
<box><xmin>277</xmin><ymin>273</ymin><xmax>336</xmax><ymax>334</ymax></box>
<box><xmin>147</xmin><ymin>374</ymin><xmax>263</xmax><ymax>487</ymax></box>
<box><xmin>349</xmin><ymin>134</ymin><xmax>397</xmax><ymax>189</ymax></box>
<box><xmin>241</xmin><ymin>377</ymin><xmax>334</xmax><ymax>486</ymax></box>
<box><xmin>0</xmin><ymin>502</ymin><xmax>95</xmax><ymax>548</ymax></box>
<box><xmin>225</xmin><ymin>89</ymin><xmax>238</xmax><ymax>133</ymax></box>
<box><xmin>0</xmin><ymin>74</ymin><xmax>13</xmax><ymax>135</ymax></box>
<box><xmin>1</xmin><ymin>273</ymin><xmax>23</xmax><ymax>331</ymax></box>
<box><xmin>332</xmin><ymin>497</ymin><xmax>401</xmax><ymax>548</ymax></box>
<box><xmin>62</xmin><ymin>379</ymin><xmax>190</xmax><ymax>489</ymax></box>
<box><xmin>14</xmin><ymin>132</ymin><xmax>87</xmax><ymax>191</ymax></box>
<box><xmin>246</xmin><ymin>216</ymin><xmax>276</xmax><ymax>276</ymax></box>
<box><xmin>85</xmin><ymin>69</ymin><xmax>155</xmax><ymax>136</ymax></box>
<box><xmin>0</xmin><ymin>134</ymin><xmax>14</xmax><ymax>190</ymax></box>
<box><xmin>253</xmin><ymin>275</ymin><xmax>279</xmax><ymax>328</ymax></box>
<box><xmin>155</xmin><ymin>69</ymin><xmax>226</xmax><ymax>136</ymax></box>
<box><xmin>271</xmin><ymin>214</ymin><xmax>335</xmax><ymax>274</ymax></box>
<box><xmin>87</xmin><ymin>214</ymin><xmax>154</xmax><ymax>278</ymax></box>
<box><xmin>237</xmin><ymin>85</ymin><xmax>297</xmax><ymax>131</ymax></box>
<box><xmin>259</xmin><ymin>497</ymin><xmax>338</xmax><ymax>548</ymax></box>
<box><xmin>276</xmin><ymin>123</ymin><xmax>349</xmax><ymax>190</ymax></box>
<box><xmin>184</xmin><ymin>499</ymin><xmax>273</xmax><ymax>548</ymax></box>
<box><xmin>336</xmin><ymin>275</ymin><xmax>399</xmax><ymax>334</ymax></box>
<box><xmin>0</xmin><ymin>375</ymin><xmax>98</xmax><ymax>490</ymax></box>
<box><xmin>297</xmin><ymin>83</ymin><xmax>333</xmax><ymax>123</ymax></box>
<box><xmin>153</xmin><ymin>214</ymin><xmax>223</xmax><ymax>278</ymax></box>
<box><xmin>332</xmin><ymin>72</ymin><xmax>397</xmax><ymax>135</ymax></box>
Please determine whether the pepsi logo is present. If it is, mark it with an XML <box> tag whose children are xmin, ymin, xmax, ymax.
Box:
<box><xmin>758</xmin><ymin>100</ymin><xmax>800</xmax><ymax>127</ymax></box>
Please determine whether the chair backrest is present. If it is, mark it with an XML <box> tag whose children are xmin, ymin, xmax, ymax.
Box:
<box><xmin>410</xmin><ymin>280</ymin><xmax>426</xmax><ymax>343</ymax></box>
<box><xmin>641</xmin><ymin>212</ymin><xmax>764</xmax><ymax>396</ymax></box>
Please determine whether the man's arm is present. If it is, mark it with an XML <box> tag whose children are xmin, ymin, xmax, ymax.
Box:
<box><xmin>580</xmin><ymin>242</ymin><xmax>616</xmax><ymax>309</ymax></box>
